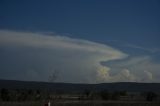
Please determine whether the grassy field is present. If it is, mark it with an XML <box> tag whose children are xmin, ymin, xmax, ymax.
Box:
<box><xmin>0</xmin><ymin>101</ymin><xmax>160</xmax><ymax>106</ymax></box>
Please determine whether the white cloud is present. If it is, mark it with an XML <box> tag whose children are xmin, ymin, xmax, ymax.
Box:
<box><xmin>143</xmin><ymin>70</ymin><xmax>153</xmax><ymax>81</ymax></box>
<box><xmin>106</xmin><ymin>56</ymin><xmax>160</xmax><ymax>82</ymax></box>
<box><xmin>96</xmin><ymin>67</ymin><xmax>137</xmax><ymax>83</ymax></box>
<box><xmin>1</xmin><ymin>30</ymin><xmax>159</xmax><ymax>83</ymax></box>
<box><xmin>0</xmin><ymin>30</ymin><xmax>127</xmax><ymax>83</ymax></box>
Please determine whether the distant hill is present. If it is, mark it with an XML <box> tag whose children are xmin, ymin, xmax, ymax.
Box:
<box><xmin>0</xmin><ymin>79</ymin><xmax>160</xmax><ymax>92</ymax></box>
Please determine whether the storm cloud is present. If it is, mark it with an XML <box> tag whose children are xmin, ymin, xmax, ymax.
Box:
<box><xmin>0</xmin><ymin>30</ymin><xmax>128</xmax><ymax>83</ymax></box>
<box><xmin>0</xmin><ymin>30</ymin><xmax>159</xmax><ymax>83</ymax></box>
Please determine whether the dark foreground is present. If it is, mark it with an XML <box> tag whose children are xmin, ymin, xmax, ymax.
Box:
<box><xmin>1</xmin><ymin>80</ymin><xmax>160</xmax><ymax>106</ymax></box>
<box><xmin>0</xmin><ymin>101</ymin><xmax>160</xmax><ymax>106</ymax></box>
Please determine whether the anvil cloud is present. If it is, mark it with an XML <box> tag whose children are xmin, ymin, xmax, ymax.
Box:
<box><xmin>0</xmin><ymin>30</ymin><xmax>159</xmax><ymax>83</ymax></box>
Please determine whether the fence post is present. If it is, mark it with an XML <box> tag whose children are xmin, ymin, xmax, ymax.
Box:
<box><xmin>44</xmin><ymin>101</ymin><xmax>51</xmax><ymax>106</ymax></box>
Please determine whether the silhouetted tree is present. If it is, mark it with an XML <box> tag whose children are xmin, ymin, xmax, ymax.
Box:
<box><xmin>146</xmin><ymin>92</ymin><xmax>157</xmax><ymax>101</ymax></box>
<box><xmin>0</xmin><ymin>88</ymin><xmax>10</xmax><ymax>101</ymax></box>
<box><xmin>35</xmin><ymin>90</ymin><xmax>41</xmax><ymax>100</ymax></box>
<box><xmin>119</xmin><ymin>91</ymin><xmax>127</xmax><ymax>96</ymax></box>
<box><xmin>17</xmin><ymin>91</ymin><xmax>28</xmax><ymax>101</ymax></box>
<box><xmin>84</xmin><ymin>89</ymin><xmax>91</xmax><ymax>97</ymax></box>
<box><xmin>111</xmin><ymin>91</ymin><xmax>120</xmax><ymax>100</ymax></box>
<box><xmin>100</xmin><ymin>90</ymin><xmax>110</xmax><ymax>100</ymax></box>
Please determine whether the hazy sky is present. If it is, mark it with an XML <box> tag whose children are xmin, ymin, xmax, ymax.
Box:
<box><xmin>0</xmin><ymin>0</ymin><xmax>160</xmax><ymax>83</ymax></box>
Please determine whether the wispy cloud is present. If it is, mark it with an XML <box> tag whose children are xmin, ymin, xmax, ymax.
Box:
<box><xmin>125</xmin><ymin>44</ymin><xmax>160</xmax><ymax>53</ymax></box>
<box><xmin>105</xmin><ymin>39</ymin><xmax>160</xmax><ymax>53</ymax></box>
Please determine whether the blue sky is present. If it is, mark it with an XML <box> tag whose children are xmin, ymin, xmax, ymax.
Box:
<box><xmin>0</xmin><ymin>0</ymin><xmax>160</xmax><ymax>83</ymax></box>
<box><xmin>1</xmin><ymin>0</ymin><xmax>160</xmax><ymax>45</ymax></box>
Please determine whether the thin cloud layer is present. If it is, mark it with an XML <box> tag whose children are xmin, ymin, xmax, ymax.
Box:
<box><xmin>0</xmin><ymin>30</ymin><xmax>127</xmax><ymax>83</ymax></box>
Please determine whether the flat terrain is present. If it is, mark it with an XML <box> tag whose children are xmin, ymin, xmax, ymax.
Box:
<box><xmin>0</xmin><ymin>101</ymin><xmax>160</xmax><ymax>106</ymax></box>
<box><xmin>1</xmin><ymin>80</ymin><xmax>160</xmax><ymax>106</ymax></box>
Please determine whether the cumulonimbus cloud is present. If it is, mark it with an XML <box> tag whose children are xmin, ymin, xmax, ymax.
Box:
<box><xmin>105</xmin><ymin>56</ymin><xmax>160</xmax><ymax>82</ymax></box>
<box><xmin>0</xmin><ymin>30</ymin><xmax>159</xmax><ymax>83</ymax></box>
<box><xmin>0</xmin><ymin>30</ymin><xmax>127</xmax><ymax>83</ymax></box>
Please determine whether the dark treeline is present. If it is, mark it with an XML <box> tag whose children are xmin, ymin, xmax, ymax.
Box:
<box><xmin>0</xmin><ymin>88</ymin><xmax>43</xmax><ymax>101</ymax></box>
<box><xmin>0</xmin><ymin>88</ymin><xmax>159</xmax><ymax>102</ymax></box>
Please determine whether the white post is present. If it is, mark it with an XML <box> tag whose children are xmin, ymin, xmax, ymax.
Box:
<box><xmin>44</xmin><ymin>101</ymin><xmax>51</xmax><ymax>106</ymax></box>
<box><xmin>48</xmin><ymin>101</ymin><xmax>50</xmax><ymax>106</ymax></box>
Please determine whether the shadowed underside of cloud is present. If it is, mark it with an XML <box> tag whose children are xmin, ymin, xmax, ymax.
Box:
<box><xmin>0</xmin><ymin>30</ymin><xmax>159</xmax><ymax>83</ymax></box>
